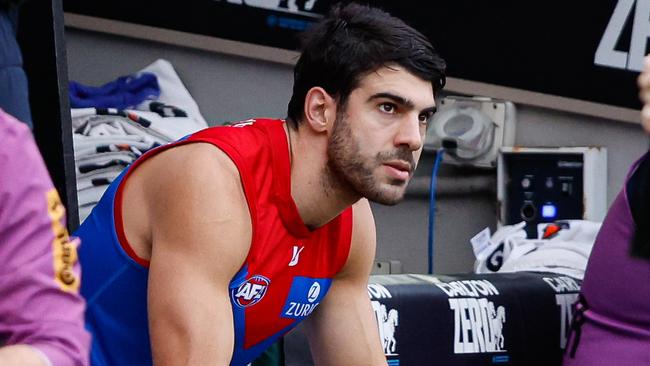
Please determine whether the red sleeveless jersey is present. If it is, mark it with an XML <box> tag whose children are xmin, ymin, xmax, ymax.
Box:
<box><xmin>77</xmin><ymin>118</ymin><xmax>353</xmax><ymax>366</ymax></box>
<box><xmin>188</xmin><ymin>119</ymin><xmax>353</xmax><ymax>362</ymax></box>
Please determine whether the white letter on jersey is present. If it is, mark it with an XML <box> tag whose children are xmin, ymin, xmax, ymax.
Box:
<box><xmin>289</xmin><ymin>245</ymin><xmax>304</xmax><ymax>267</ymax></box>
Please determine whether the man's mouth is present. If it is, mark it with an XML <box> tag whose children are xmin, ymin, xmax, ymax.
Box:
<box><xmin>382</xmin><ymin>160</ymin><xmax>412</xmax><ymax>180</ymax></box>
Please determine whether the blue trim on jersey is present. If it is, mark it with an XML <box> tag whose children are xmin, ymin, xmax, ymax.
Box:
<box><xmin>230</xmin><ymin>264</ymin><xmax>249</xmax><ymax>364</ymax></box>
<box><xmin>76</xmin><ymin>166</ymin><xmax>152</xmax><ymax>366</ymax></box>
<box><xmin>231</xmin><ymin>322</ymin><xmax>300</xmax><ymax>366</ymax></box>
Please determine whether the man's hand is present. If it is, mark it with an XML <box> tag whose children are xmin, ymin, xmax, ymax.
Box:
<box><xmin>638</xmin><ymin>55</ymin><xmax>650</xmax><ymax>134</ymax></box>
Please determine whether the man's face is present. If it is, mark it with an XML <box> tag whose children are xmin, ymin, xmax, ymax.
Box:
<box><xmin>326</xmin><ymin>65</ymin><xmax>436</xmax><ymax>205</ymax></box>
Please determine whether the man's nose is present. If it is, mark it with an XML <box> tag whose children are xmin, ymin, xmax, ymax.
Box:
<box><xmin>394</xmin><ymin>114</ymin><xmax>423</xmax><ymax>151</ymax></box>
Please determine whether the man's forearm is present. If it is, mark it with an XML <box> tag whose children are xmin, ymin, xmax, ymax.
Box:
<box><xmin>0</xmin><ymin>345</ymin><xmax>50</xmax><ymax>366</ymax></box>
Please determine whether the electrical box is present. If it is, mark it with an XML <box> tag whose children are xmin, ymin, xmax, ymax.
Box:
<box><xmin>424</xmin><ymin>96</ymin><xmax>516</xmax><ymax>168</ymax></box>
<box><xmin>497</xmin><ymin>147</ymin><xmax>607</xmax><ymax>238</ymax></box>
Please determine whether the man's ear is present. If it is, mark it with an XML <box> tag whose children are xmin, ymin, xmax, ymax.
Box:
<box><xmin>303</xmin><ymin>87</ymin><xmax>336</xmax><ymax>133</ymax></box>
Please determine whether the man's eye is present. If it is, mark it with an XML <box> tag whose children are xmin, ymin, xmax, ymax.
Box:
<box><xmin>379</xmin><ymin>103</ymin><xmax>396</xmax><ymax>113</ymax></box>
<box><xmin>419</xmin><ymin>112</ymin><xmax>433</xmax><ymax>124</ymax></box>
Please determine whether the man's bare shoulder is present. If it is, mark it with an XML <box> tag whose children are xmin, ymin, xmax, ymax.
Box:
<box><xmin>155</xmin><ymin>142</ymin><xmax>239</xmax><ymax>178</ymax></box>
<box><xmin>335</xmin><ymin>199</ymin><xmax>377</xmax><ymax>280</ymax></box>
<box><xmin>138</xmin><ymin>142</ymin><xmax>242</xmax><ymax>202</ymax></box>
<box><xmin>123</xmin><ymin>141</ymin><xmax>251</xmax><ymax>263</ymax></box>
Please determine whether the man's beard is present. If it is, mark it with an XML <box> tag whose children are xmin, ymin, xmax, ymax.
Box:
<box><xmin>325</xmin><ymin>114</ymin><xmax>414</xmax><ymax>205</ymax></box>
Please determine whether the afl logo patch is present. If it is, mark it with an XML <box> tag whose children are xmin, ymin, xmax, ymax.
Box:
<box><xmin>231</xmin><ymin>275</ymin><xmax>270</xmax><ymax>308</ymax></box>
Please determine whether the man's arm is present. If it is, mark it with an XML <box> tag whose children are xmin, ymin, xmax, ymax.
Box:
<box><xmin>303</xmin><ymin>199</ymin><xmax>387</xmax><ymax>366</ymax></box>
<box><xmin>141</xmin><ymin>143</ymin><xmax>252</xmax><ymax>365</ymax></box>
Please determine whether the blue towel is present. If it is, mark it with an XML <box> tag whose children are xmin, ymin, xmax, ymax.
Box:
<box><xmin>69</xmin><ymin>72</ymin><xmax>160</xmax><ymax>109</ymax></box>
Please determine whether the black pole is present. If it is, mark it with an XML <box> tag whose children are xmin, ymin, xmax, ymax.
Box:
<box><xmin>17</xmin><ymin>0</ymin><xmax>79</xmax><ymax>231</ymax></box>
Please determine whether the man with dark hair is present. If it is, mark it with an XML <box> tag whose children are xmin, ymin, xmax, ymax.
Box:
<box><xmin>76</xmin><ymin>3</ymin><xmax>445</xmax><ymax>365</ymax></box>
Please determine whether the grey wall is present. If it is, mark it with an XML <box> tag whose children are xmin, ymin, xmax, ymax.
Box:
<box><xmin>373</xmin><ymin>106</ymin><xmax>648</xmax><ymax>274</ymax></box>
<box><xmin>65</xmin><ymin>28</ymin><xmax>649</xmax><ymax>275</ymax></box>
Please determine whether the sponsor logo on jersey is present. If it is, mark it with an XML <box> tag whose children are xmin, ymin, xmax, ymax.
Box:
<box><xmin>231</xmin><ymin>275</ymin><xmax>270</xmax><ymax>308</ymax></box>
<box><xmin>46</xmin><ymin>189</ymin><xmax>80</xmax><ymax>293</ymax></box>
<box><xmin>434</xmin><ymin>279</ymin><xmax>508</xmax><ymax>354</ymax></box>
<box><xmin>288</xmin><ymin>245</ymin><xmax>304</xmax><ymax>267</ymax></box>
<box><xmin>543</xmin><ymin>276</ymin><xmax>581</xmax><ymax>348</ymax></box>
<box><xmin>281</xmin><ymin>277</ymin><xmax>331</xmax><ymax>319</ymax></box>
<box><xmin>307</xmin><ymin>281</ymin><xmax>320</xmax><ymax>302</ymax></box>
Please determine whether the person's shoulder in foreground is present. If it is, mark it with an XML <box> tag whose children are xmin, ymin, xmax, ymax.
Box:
<box><xmin>0</xmin><ymin>108</ymin><xmax>89</xmax><ymax>366</ymax></box>
<box><xmin>562</xmin><ymin>55</ymin><xmax>650</xmax><ymax>366</ymax></box>
<box><xmin>76</xmin><ymin>2</ymin><xmax>445</xmax><ymax>365</ymax></box>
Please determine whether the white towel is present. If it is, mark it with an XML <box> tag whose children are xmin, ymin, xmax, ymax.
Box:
<box><xmin>474</xmin><ymin>220</ymin><xmax>601</xmax><ymax>279</ymax></box>
<box><xmin>474</xmin><ymin>221</ymin><xmax>528</xmax><ymax>274</ymax></box>
<box><xmin>137</xmin><ymin>59</ymin><xmax>209</xmax><ymax>128</ymax></box>
<box><xmin>72</xmin><ymin>60</ymin><xmax>210</xmax><ymax>222</ymax></box>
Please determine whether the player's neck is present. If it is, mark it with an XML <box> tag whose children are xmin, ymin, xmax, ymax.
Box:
<box><xmin>286</xmin><ymin>123</ymin><xmax>359</xmax><ymax>230</ymax></box>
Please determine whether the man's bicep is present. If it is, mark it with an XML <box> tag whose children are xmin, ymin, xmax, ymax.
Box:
<box><xmin>148</xmin><ymin>250</ymin><xmax>239</xmax><ymax>365</ymax></box>
<box><xmin>145</xmin><ymin>145</ymin><xmax>252</xmax><ymax>365</ymax></box>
